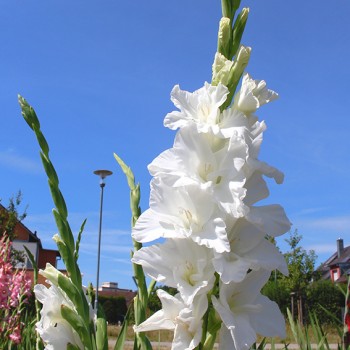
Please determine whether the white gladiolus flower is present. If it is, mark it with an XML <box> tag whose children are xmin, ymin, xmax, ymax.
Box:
<box><xmin>148</xmin><ymin>124</ymin><xmax>248</xmax><ymax>216</ymax></box>
<box><xmin>164</xmin><ymin>82</ymin><xmax>229</xmax><ymax>133</ymax></box>
<box><xmin>132</xmin><ymin>178</ymin><xmax>230</xmax><ymax>253</ymax></box>
<box><xmin>34</xmin><ymin>282</ymin><xmax>84</xmax><ymax>350</ymax></box>
<box><xmin>133</xmin><ymin>75</ymin><xmax>290</xmax><ymax>348</ymax></box>
<box><xmin>234</xmin><ymin>73</ymin><xmax>278</xmax><ymax>115</ymax></box>
<box><xmin>132</xmin><ymin>239</ymin><xmax>215</xmax><ymax>304</ymax></box>
<box><xmin>213</xmin><ymin>218</ymin><xmax>288</xmax><ymax>283</ymax></box>
<box><xmin>134</xmin><ymin>290</ymin><xmax>207</xmax><ymax>350</ymax></box>
<box><xmin>212</xmin><ymin>270</ymin><xmax>286</xmax><ymax>350</ymax></box>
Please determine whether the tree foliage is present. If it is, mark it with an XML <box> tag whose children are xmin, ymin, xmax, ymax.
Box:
<box><xmin>279</xmin><ymin>229</ymin><xmax>317</xmax><ymax>293</ymax></box>
<box><xmin>263</xmin><ymin>230</ymin><xmax>345</xmax><ymax>325</ymax></box>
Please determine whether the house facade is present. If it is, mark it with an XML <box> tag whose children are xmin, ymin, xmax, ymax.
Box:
<box><xmin>319</xmin><ymin>238</ymin><xmax>350</xmax><ymax>283</ymax></box>
<box><xmin>1</xmin><ymin>203</ymin><xmax>61</xmax><ymax>286</ymax></box>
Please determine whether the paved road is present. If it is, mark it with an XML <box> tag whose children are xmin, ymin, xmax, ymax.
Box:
<box><xmin>108</xmin><ymin>340</ymin><xmax>340</xmax><ymax>349</ymax></box>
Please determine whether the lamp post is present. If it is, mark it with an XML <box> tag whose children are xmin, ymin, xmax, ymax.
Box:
<box><xmin>93</xmin><ymin>169</ymin><xmax>113</xmax><ymax>311</ymax></box>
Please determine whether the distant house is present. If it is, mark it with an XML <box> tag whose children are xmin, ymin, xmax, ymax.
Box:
<box><xmin>1</xmin><ymin>203</ymin><xmax>61</xmax><ymax>286</ymax></box>
<box><xmin>318</xmin><ymin>238</ymin><xmax>350</xmax><ymax>283</ymax></box>
<box><xmin>96</xmin><ymin>282</ymin><xmax>136</xmax><ymax>306</ymax></box>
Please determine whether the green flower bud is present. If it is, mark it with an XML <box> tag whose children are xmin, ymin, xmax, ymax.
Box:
<box><xmin>212</xmin><ymin>52</ymin><xmax>234</xmax><ymax>86</ymax></box>
<box><xmin>217</xmin><ymin>17</ymin><xmax>232</xmax><ymax>58</ymax></box>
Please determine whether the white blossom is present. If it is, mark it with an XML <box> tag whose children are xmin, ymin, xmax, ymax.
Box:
<box><xmin>134</xmin><ymin>290</ymin><xmax>208</xmax><ymax>350</ymax></box>
<box><xmin>213</xmin><ymin>218</ymin><xmax>288</xmax><ymax>283</ymax></box>
<box><xmin>148</xmin><ymin>124</ymin><xmax>248</xmax><ymax>216</ymax></box>
<box><xmin>132</xmin><ymin>178</ymin><xmax>230</xmax><ymax>253</ymax></box>
<box><xmin>164</xmin><ymin>82</ymin><xmax>229</xmax><ymax>133</ymax></box>
<box><xmin>132</xmin><ymin>239</ymin><xmax>215</xmax><ymax>304</ymax></box>
<box><xmin>34</xmin><ymin>282</ymin><xmax>84</xmax><ymax>350</ymax></box>
<box><xmin>212</xmin><ymin>270</ymin><xmax>286</xmax><ymax>350</ymax></box>
<box><xmin>234</xmin><ymin>73</ymin><xmax>278</xmax><ymax>115</ymax></box>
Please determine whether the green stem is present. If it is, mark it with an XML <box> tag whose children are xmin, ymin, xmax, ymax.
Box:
<box><xmin>114</xmin><ymin>153</ymin><xmax>153</xmax><ymax>350</ymax></box>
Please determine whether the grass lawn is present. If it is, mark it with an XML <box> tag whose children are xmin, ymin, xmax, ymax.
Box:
<box><xmin>107</xmin><ymin>323</ymin><xmax>343</xmax><ymax>349</ymax></box>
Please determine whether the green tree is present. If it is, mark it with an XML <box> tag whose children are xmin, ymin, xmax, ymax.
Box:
<box><xmin>262</xmin><ymin>229</ymin><xmax>317</xmax><ymax>320</ymax></box>
<box><xmin>281</xmin><ymin>229</ymin><xmax>317</xmax><ymax>293</ymax></box>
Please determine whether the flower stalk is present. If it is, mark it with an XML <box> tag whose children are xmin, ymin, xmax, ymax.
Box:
<box><xmin>131</xmin><ymin>1</ymin><xmax>290</xmax><ymax>349</ymax></box>
<box><xmin>114</xmin><ymin>153</ymin><xmax>154</xmax><ymax>350</ymax></box>
<box><xmin>19</xmin><ymin>96</ymin><xmax>107</xmax><ymax>350</ymax></box>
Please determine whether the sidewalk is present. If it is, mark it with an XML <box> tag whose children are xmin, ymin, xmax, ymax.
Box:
<box><xmin>108</xmin><ymin>340</ymin><xmax>340</xmax><ymax>349</ymax></box>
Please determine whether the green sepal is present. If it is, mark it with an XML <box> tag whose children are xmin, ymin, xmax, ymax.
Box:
<box><xmin>48</xmin><ymin>182</ymin><xmax>69</xmax><ymax>221</ymax></box>
<box><xmin>52</xmin><ymin>209</ymin><xmax>75</xmax><ymax>257</ymax></box>
<box><xmin>61</xmin><ymin>304</ymin><xmax>92</xmax><ymax>350</ymax></box>
<box><xmin>39</xmin><ymin>151</ymin><xmax>59</xmax><ymax>187</ymax></box>
<box><xmin>220</xmin><ymin>45</ymin><xmax>251</xmax><ymax>110</ymax></box>
<box><xmin>114</xmin><ymin>153</ymin><xmax>136</xmax><ymax>191</ymax></box>
<box><xmin>57</xmin><ymin>274</ymin><xmax>89</xmax><ymax>321</ymax></box>
<box><xmin>32</xmin><ymin>125</ymin><xmax>50</xmax><ymax>159</ymax></box>
<box><xmin>217</xmin><ymin>17</ymin><xmax>232</xmax><ymax>58</ymax></box>
<box><xmin>74</xmin><ymin>219</ymin><xmax>87</xmax><ymax>262</ymax></box>
<box><xmin>230</xmin><ymin>8</ymin><xmax>249</xmax><ymax>59</ymax></box>
<box><xmin>147</xmin><ymin>279</ymin><xmax>156</xmax><ymax>298</ymax></box>
<box><xmin>96</xmin><ymin>317</ymin><xmax>108</xmax><ymax>350</ymax></box>
<box><xmin>221</xmin><ymin>0</ymin><xmax>241</xmax><ymax>19</ymax></box>
<box><xmin>53</xmin><ymin>234</ymin><xmax>81</xmax><ymax>286</ymax></box>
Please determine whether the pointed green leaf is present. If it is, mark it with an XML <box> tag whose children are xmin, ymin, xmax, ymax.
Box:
<box><xmin>114</xmin><ymin>305</ymin><xmax>133</xmax><ymax>350</ymax></box>
<box><xmin>96</xmin><ymin>317</ymin><xmax>108</xmax><ymax>350</ymax></box>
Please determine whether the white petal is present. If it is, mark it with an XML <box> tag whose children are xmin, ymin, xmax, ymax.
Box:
<box><xmin>132</xmin><ymin>209</ymin><xmax>164</xmax><ymax>242</ymax></box>
<box><xmin>250</xmin><ymin>295</ymin><xmax>286</xmax><ymax>339</ymax></box>
<box><xmin>135</xmin><ymin>309</ymin><xmax>176</xmax><ymax>332</ymax></box>
<box><xmin>243</xmin><ymin>239</ymin><xmax>288</xmax><ymax>275</ymax></box>
<box><xmin>132</xmin><ymin>239</ymin><xmax>215</xmax><ymax>304</ymax></box>
<box><xmin>244</xmin><ymin>172</ymin><xmax>269</xmax><ymax>206</ymax></box>
<box><xmin>246</xmin><ymin>205</ymin><xmax>292</xmax><ymax>237</ymax></box>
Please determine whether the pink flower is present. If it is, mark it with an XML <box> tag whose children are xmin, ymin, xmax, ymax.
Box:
<box><xmin>9</xmin><ymin>325</ymin><xmax>21</xmax><ymax>344</ymax></box>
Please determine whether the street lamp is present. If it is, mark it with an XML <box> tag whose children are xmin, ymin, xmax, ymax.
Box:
<box><xmin>93</xmin><ymin>169</ymin><xmax>113</xmax><ymax>311</ymax></box>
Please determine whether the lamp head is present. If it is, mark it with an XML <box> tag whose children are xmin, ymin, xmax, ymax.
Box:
<box><xmin>94</xmin><ymin>169</ymin><xmax>113</xmax><ymax>186</ymax></box>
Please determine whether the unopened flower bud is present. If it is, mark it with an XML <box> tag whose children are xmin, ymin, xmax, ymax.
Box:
<box><xmin>217</xmin><ymin>17</ymin><xmax>232</xmax><ymax>58</ymax></box>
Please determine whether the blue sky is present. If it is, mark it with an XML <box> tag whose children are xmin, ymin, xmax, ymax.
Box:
<box><xmin>1</xmin><ymin>0</ymin><xmax>350</xmax><ymax>290</ymax></box>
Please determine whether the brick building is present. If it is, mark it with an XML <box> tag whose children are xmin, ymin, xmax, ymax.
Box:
<box><xmin>1</xmin><ymin>203</ymin><xmax>61</xmax><ymax>285</ymax></box>
<box><xmin>96</xmin><ymin>282</ymin><xmax>136</xmax><ymax>306</ymax></box>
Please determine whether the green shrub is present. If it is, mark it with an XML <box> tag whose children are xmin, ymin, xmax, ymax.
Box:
<box><xmin>305</xmin><ymin>279</ymin><xmax>344</xmax><ymax>325</ymax></box>
<box><xmin>97</xmin><ymin>295</ymin><xmax>127</xmax><ymax>324</ymax></box>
